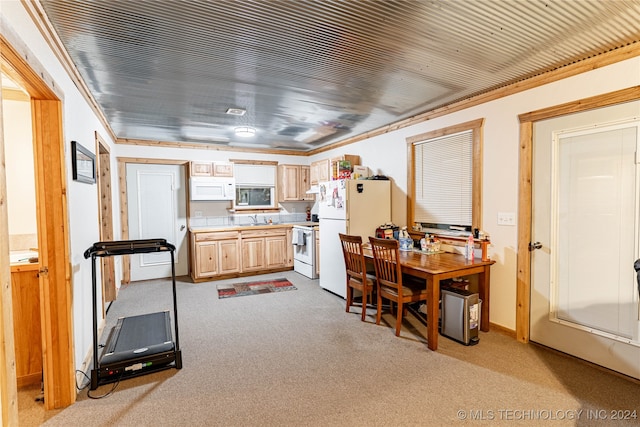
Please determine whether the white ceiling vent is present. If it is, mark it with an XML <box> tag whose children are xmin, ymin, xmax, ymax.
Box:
<box><xmin>225</xmin><ymin>108</ymin><xmax>246</xmax><ymax>116</ymax></box>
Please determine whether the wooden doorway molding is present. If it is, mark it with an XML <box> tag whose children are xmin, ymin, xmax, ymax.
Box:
<box><xmin>96</xmin><ymin>132</ymin><xmax>116</xmax><ymax>304</ymax></box>
<box><xmin>1</xmin><ymin>33</ymin><xmax>75</xmax><ymax>415</ymax></box>
<box><xmin>516</xmin><ymin>86</ymin><xmax>640</xmax><ymax>344</ymax></box>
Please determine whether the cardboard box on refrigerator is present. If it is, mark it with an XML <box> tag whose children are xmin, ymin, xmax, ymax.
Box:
<box><xmin>352</xmin><ymin>165</ymin><xmax>370</xmax><ymax>178</ymax></box>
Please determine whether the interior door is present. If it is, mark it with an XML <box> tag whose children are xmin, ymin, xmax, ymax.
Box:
<box><xmin>531</xmin><ymin>111</ymin><xmax>640</xmax><ymax>380</ymax></box>
<box><xmin>126</xmin><ymin>163</ymin><xmax>187</xmax><ymax>280</ymax></box>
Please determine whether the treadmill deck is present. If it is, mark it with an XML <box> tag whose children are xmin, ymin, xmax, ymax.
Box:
<box><xmin>96</xmin><ymin>311</ymin><xmax>178</xmax><ymax>385</ymax></box>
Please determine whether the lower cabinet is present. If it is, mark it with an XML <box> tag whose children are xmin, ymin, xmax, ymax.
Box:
<box><xmin>266</xmin><ymin>235</ymin><xmax>289</xmax><ymax>269</ymax></box>
<box><xmin>11</xmin><ymin>264</ymin><xmax>43</xmax><ymax>387</ymax></box>
<box><xmin>190</xmin><ymin>226</ymin><xmax>292</xmax><ymax>281</ymax></box>
<box><xmin>191</xmin><ymin>231</ymin><xmax>241</xmax><ymax>280</ymax></box>
<box><xmin>241</xmin><ymin>228</ymin><xmax>289</xmax><ymax>271</ymax></box>
<box><xmin>241</xmin><ymin>237</ymin><xmax>264</xmax><ymax>272</ymax></box>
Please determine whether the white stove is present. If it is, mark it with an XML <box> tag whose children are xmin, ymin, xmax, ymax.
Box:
<box><xmin>292</xmin><ymin>224</ymin><xmax>318</xmax><ymax>279</ymax></box>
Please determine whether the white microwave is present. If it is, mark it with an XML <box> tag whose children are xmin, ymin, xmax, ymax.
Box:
<box><xmin>190</xmin><ymin>176</ymin><xmax>235</xmax><ymax>201</ymax></box>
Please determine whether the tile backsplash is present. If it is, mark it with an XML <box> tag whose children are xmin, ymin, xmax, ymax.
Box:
<box><xmin>9</xmin><ymin>233</ymin><xmax>38</xmax><ymax>251</ymax></box>
<box><xmin>189</xmin><ymin>212</ymin><xmax>308</xmax><ymax>228</ymax></box>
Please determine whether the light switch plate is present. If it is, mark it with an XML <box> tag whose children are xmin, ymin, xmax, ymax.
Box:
<box><xmin>497</xmin><ymin>212</ymin><xmax>516</xmax><ymax>226</ymax></box>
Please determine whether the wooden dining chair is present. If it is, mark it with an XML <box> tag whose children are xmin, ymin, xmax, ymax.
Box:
<box><xmin>339</xmin><ymin>233</ymin><xmax>376</xmax><ymax>321</ymax></box>
<box><xmin>368</xmin><ymin>236</ymin><xmax>428</xmax><ymax>336</ymax></box>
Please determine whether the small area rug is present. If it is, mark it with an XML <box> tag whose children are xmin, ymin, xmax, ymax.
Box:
<box><xmin>217</xmin><ymin>278</ymin><xmax>297</xmax><ymax>299</ymax></box>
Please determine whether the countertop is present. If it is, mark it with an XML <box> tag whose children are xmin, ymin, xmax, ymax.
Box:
<box><xmin>10</xmin><ymin>250</ymin><xmax>39</xmax><ymax>272</ymax></box>
<box><xmin>189</xmin><ymin>222</ymin><xmax>319</xmax><ymax>233</ymax></box>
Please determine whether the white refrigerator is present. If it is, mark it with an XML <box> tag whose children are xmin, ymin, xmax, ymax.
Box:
<box><xmin>319</xmin><ymin>179</ymin><xmax>391</xmax><ymax>298</ymax></box>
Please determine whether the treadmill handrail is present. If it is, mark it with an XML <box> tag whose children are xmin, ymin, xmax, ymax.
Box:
<box><xmin>84</xmin><ymin>238</ymin><xmax>176</xmax><ymax>258</ymax></box>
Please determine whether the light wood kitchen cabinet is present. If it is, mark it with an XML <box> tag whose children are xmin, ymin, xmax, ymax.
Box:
<box><xmin>191</xmin><ymin>231</ymin><xmax>241</xmax><ymax>280</ymax></box>
<box><xmin>190</xmin><ymin>161</ymin><xmax>213</xmax><ymax>177</ymax></box>
<box><xmin>278</xmin><ymin>164</ymin><xmax>313</xmax><ymax>201</ymax></box>
<box><xmin>241</xmin><ymin>227</ymin><xmax>289</xmax><ymax>271</ymax></box>
<box><xmin>190</xmin><ymin>225</ymin><xmax>293</xmax><ymax>282</ymax></box>
<box><xmin>11</xmin><ymin>264</ymin><xmax>42</xmax><ymax>387</ymax></box>
<box><xmin>286</xmin><ymin>227</ymin><xmax>294</xmax><ymax>268</ymax></box>
<box><xmin>266</xmin><ymin>235</ymin><xmax>288</xmax><ymax>269</ymax></box>
<box><xmin>330</xmin><ymin>154</ymin><xmax>360</xmax><ymax>180</ymax></box>
<box><xmin>310</xmin><ymin>159</ymin><xmax>330</xmax><ymax>185</ymax></box>
<box><xmin>212</xmin><ymin>162</ymin><xmax>234</xmax><ymax>177</ymax></box>
<box><xmin>310</xmin><ymin>155</ymin><xmax>359</xmax><ymax>183</ymax></box>
<box><xmin>190</xmin><ymin>161</ymin><xmax>234</xmax><ymax>177</ymax></box>
<box><xmin>241</xmin><ymin>237</ymin><xmax>264</xmax><ymax>272</ymax></box>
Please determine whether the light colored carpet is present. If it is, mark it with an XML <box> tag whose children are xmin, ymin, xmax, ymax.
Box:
<box><xmin>19</xmin><ymin>271</ymin><xmax>640</xmax><ymax>426</ymax></box>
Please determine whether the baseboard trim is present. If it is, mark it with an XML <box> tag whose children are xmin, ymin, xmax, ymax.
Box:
<box><xmin>488</xmin><ymin>322</ymin><xmax>516</xmax><ymax>338</ymax></box>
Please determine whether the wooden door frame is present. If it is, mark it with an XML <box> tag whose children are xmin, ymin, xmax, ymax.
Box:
<box><xmin>0</xmin><ymin>68</ymin><xmax>18</xmax><ymax>427</ymax></box>
<box><xmin>516</xmin><ymin>86</ymin><xmax>640</xmax><ymax>343</ymax></box>
<box><xmin>117</xmin><ymin>157</ymin><xmax>189</xmax><ymax>284</ymax></box>
<box><xmin>1</xmin><ymin>33</ymin><xmax>75</xmax><ymax>414</ymax></box>
<box><xmin>96</xmin><ymin>132</ymin><xmax>116</xmax><ymax>304</ymax></box>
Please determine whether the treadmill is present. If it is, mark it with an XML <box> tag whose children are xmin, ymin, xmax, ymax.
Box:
<box><xmin>84</xmin><ymin>239</ymin><xmax>183</xmax><ymax>390</ymax></box>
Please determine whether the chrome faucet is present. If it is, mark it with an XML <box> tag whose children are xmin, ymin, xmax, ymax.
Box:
<box><xmin>249</xmin><ymin>214</ymin><xmax>258</xmax><ymax>224</ymax></box>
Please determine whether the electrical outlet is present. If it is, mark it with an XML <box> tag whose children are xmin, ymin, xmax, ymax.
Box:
<box><xmin>497</xmin><ymin>212</ymin><xmax>516</xmax><ymax>226</ymax></box>
<box><xmin>194</xmin><ymin>211</ymin><xmax>203</xmax><ymax>218</ymax></box>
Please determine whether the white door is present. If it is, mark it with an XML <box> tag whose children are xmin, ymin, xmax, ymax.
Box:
<box><xmin>126</xmin><ymin>163</ymin><xmax>188</xmax><ymax>281</ymax></box>
<box><xmin>531</xmin><ymin>110</ymin><xmax>640</xmax><ymax>380</ymax></box>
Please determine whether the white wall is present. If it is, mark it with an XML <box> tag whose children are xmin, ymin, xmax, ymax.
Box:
<box><xmin>2</xmin><ymin>98</ymin><xmax>36</xmax><ymax>248</ymax></box>
<box><xmin>2</xmin><ymin>1</ymin><xmax>116</xmax><ymax>371</ymax></box>
<box><xmin>117</xmin><ymin>55</ymin><xmax>640</xmax><ymax>331</ymax></box>
<box><xmin>115</xmin><ymin>144</ymin><xmax>315</xmax><ymax>219</ymax></box>
<box><xmin>3</xmin><ymin>1</ymin><xmax>640</xmax><ymax>374</ymax></box>
<box><xmin>310</xmin><ymin>57</ymin><xmax>640</xmax><ymax>329</ymax></box>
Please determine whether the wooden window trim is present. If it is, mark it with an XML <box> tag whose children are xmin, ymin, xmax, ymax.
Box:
<box><xmin>406</xmin><ymin>118</ymin><xmax>484</xmax><ymax>231</ymax></box>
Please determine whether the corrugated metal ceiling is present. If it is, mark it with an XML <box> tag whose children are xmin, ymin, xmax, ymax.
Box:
<box><xmin>38</xmin><ymin>0</ymin><xmax>640</xmax><ymax>152</ymax></box>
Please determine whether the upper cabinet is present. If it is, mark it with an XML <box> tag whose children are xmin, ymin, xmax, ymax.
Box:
<box><xmin>190</xmin><ymin>161</ymin><xmax>234</xmax><ymax>177</ymax></box>
<box><xmin>330</xmin><ymin>154</ymin><xmax>360</xmax><ymax>180</ymax></box>
<box><xmin>310</xmin><ymin>155</ymin><xmax>360</xmax><ymax>184</ymax></box>
<box><xmin>310</xmin><ymin>159</ymin><xmax>330</xmax><ymax>185</ymax></box>
<box><xmin>212</xmin><ymin>162</ymin><xmax>234</xmax><ymax>177</ymax></box>
<box><xmin>191</xmin><ymin>161</ymin><xmax>212</xmax><ymax>176</ymax></box>
<box><xmin>278</xmin><ymin>164</ymin><xmax>313</xmax><ymax>202</ymax></box>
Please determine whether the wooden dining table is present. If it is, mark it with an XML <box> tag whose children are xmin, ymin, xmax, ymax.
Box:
<box><xmin>363</xmin><ymin>247</ymin><xmax>495</xmax><ymax>351</ymax></box>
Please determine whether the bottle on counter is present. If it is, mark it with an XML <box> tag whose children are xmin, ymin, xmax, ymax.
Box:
<box><xmin>465</xmin><ymin>234</ymin><xmax>474</xmax><ymax>261</ymax></box>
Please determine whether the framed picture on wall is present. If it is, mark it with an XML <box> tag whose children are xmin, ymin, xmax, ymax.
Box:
<box><xmin>71</xmin><ymin>140</ymin><xmax>96</xmax><ymax>184</ymax></box>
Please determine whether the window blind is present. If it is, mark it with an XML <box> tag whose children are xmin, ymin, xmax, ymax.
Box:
<box><xmin>414</xmin><ymin>130</ymin><xmax>473</xmax><ymax>226</ymax></box>
<box><xmin>234</xmin><ymin>164</ymin><xmax>276</xmax><ymax>186</ymax></box>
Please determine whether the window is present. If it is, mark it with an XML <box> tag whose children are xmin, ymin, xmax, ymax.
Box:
<box><xmin>230</xmin><ymin>159</ymin><xmax>279</xmax><ymax>210</ymax></box>
<box><xmin>407</xmin><ymin>119</ymin><xmax>483</xmax><ymax>232</ymax></box>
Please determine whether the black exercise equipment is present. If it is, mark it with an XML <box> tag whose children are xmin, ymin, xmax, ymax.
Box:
<box><xmin>84</xmin><ymin>239</ymin><xmax>182</xmax><ymax>390</ymax></box>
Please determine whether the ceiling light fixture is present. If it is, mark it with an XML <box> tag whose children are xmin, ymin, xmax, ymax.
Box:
<box><xmin>234</xmin><ymin>126</ymin><xmax>256</xmax><ymax>137</ymax></box>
